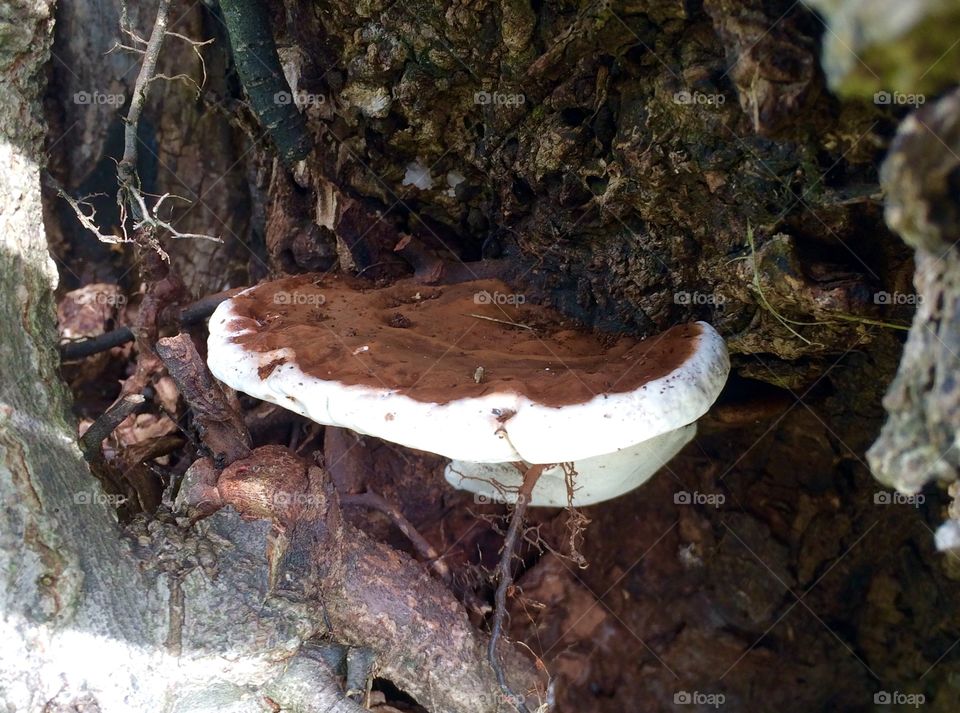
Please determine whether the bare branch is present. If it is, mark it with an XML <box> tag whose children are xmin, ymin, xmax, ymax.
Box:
<box><xmin>107</xmin><ymin>42</ymin><xmax>146</xmax><ymax>56</ymax></box>
<box><xmin>165</xmin><ymin>31</ymin><xmax>214</xmax><ymax>89</ymax></box>
<box><xmin>147</xmin><ymin>72</ymin><xmax>203</xmax><ymax>97</ymax></box>
<box><xmin>488</xmin><ymin>464</ymin><xmax>548</xmax><ymax>713</ymax></box>
<box><xmin>44</xmin><ymin>174</ymin><xmax>130</xmax><ymax>245</ymax></box>
<box><xmin>111</xmin><ymin>0</ymin><xmax>217</xmax><ymax>250</ymax></box>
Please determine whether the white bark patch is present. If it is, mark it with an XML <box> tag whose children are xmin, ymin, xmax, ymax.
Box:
<box><xmin>403</xmin><ymin>159</ymin><xmax>435</xmax><ymax>190</ymax></box>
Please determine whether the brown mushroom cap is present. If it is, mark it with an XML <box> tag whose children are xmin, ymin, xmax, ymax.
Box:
<box><xmin>207</xmin><ymin>274</ymin><xmax>729</xmax><ymax>463</ymax></box>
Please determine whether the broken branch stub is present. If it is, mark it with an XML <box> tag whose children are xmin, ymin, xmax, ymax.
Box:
<box><xmin>156</xmin><ymin>332</ymin><xmax>251</xmax><ymax>466</ymax></box>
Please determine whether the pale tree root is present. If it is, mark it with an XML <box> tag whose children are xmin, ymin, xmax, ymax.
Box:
<box><xmin>181</xmin><ymin>446</ymin><xmax>549</xmax><ymax>713</ymax></box>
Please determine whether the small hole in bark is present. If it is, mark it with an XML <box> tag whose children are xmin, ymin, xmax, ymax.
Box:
<box><xmin>371</xmin><ymin>678</ymin><xmax>420</xmax><ymax>707</ymax></box>
<box><xmin>512</xmin><ymin>178</ymin><xmax>536</xmax><ymax>203</ymax></box>
<box><xmin>560</xmin><ymin>107</ymin><xmax>591</xmax><ymax>126</ymax></box>
<box><xmin>586</xmin><ymin>175</ymin><xmax>608</xmax><ymax>195</ymax></box>
<box><xmin>624</xmin><ymin>44</ymin><xmax>647</xmax><ymax>64</ymax></box>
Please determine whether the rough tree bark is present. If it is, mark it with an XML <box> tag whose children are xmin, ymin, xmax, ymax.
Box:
<box><xmin>2</xmin><ymin>3</ymin><xmax>542</xmax><ymax>712</ymax></box>
<box><xmin>807</xmin><ymin>1</ymin><xmax>960</xmax><ymax>529</ymax></box>
<box><xmin>866</xmin><ymin>91</ymin><xmax>960</xmax><ymax>495</ymax></box>
<box><xmin>0</xmin><ymin>7</ymin><xmax>349</xmax><ymax>702</ymax></box>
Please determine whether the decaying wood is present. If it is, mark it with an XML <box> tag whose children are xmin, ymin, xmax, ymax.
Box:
<box><xmin>21</xmin><ymin>0</ymin><xmax>960</xmax><ymax>710</ymax></box>
<box><xmin>155</xmin><ymin>332</ymin><xmax>251</xmax><ymax>467</ymax></box>
<box><xmin>188</xmin><ymin>445</ymin><xmax>549</xmax><ymax>713</ymax></box>
<box><xmin>158</xmin><ymin>334</ymin><xmax>547</xmax><ymax>710</ymax></box>
<box><xmin>122</xmin><ymin>247</ymin><xmax>187</xmax><ymax>398</ymax></box>
<box><xmin>79</xmin><ymin>393</ymin><xmax>146</xmax><ymax>462</ymax></box>
<box><xmin>868</xmin><ymin>88</ymin><xmax>960</xmax><ymax>494</ymax></box>
<box><xmin>3</xmin><ymin>5</ymin><xmax>328</xmax><ymax>710</ymax></box>
<box><xmin>1</xmin><ymin>4</ymin><xmax>541</xmax><ymax>709</ymax></box>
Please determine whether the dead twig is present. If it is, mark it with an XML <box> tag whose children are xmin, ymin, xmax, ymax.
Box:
<box><xmin>164</xmin><ymin>32</ymin><xmax>214</xmax><ymax>90</ymax></box>
<box><xmin>341</xmin><ymin>490</ymin><xmax>451</xmax><ymax>583</ymax></box>
<box><xmin>466</xmin><ymin>313</ymin><xmax>534</xmax><ymax>331</ymax></box>
<box><xmin>79</xmin><ymin>394</ymin><xmax>147</xmax><ymax>463</ymax></box>
<box><xmin>60</xmin><ymin>0</ymin><xmax>219</xmax><ymax>255</ymax></box>
<box><xmin>155</xmin><ymin>332</ymin><xmax>251</xmax><ymax>467</ymax></box>
<box><xmin>60</xmin><ymin>287</ymin><xmax>244</xmax><ymax>361</ymax></box>
<box><xmin>488</xmin><ymin>464</ymin><xmax>545</xmax><ymax>713</ymax></box>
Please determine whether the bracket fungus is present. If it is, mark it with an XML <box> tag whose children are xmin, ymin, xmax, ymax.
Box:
<box><xmin>207</xmin><ymin>274</ymin><xmax>730</xmax><ymax>507</ymax></box>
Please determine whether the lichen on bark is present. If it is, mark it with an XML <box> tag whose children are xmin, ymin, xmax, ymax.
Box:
<box><xmin>867</xmin><ymin>89</ymin><xmax>960</xmax><ymax>493</ymax></box>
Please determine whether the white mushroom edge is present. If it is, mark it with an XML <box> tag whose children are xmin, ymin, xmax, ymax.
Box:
<box><xmin>445</xmin><ymin>423</ymin><xmax>697</xmax><ymax>507</ymax></box>
<box><xmin>208</xmin><ymin>294</ymin><xmax>729</xmax><ymax>468</ymax></box>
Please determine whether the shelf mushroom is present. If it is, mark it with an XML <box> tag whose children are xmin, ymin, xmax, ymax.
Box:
<box><xmin>206</xmin><ymin>274</ymin><xmax>730</xmax><ymax>507</ymax></box>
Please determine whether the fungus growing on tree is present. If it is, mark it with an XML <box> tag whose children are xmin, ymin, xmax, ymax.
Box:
<box><xmin>206</xmin><ymin>273</ymin><xmax>729</xmax><ymax>506</ymax></box>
